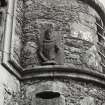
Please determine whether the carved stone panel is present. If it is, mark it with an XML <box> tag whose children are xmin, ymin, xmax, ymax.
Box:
<box><xmin>2</xmin><ymin>0</ymin><xmax>104</xmax><ymax>74</ymax></box>
<box><xmin>18</xmin><ymin>0</ymin><xmax>102</xmax><ymax>72</ymax></box>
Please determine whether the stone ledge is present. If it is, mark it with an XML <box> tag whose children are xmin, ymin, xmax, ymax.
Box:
<box><xmin>21</xmin><ymin>65</ymin><xmax>105</xmax><ymax>86</ymax></box>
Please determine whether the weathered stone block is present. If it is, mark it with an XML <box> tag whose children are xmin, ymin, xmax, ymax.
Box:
<box><xmin>80</xmin><ymin>97</ymin><xmax>95</xmax><ymax>105</ymax></box>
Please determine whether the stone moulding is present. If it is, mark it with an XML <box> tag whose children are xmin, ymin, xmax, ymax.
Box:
<box><xmin>21</xmin><ymin>65</ymin><xmax>105</xmax><ymax>86</ymax></box>
<box><xmin>1</xmin><ymin>0</ymin><xmax>105</xmax><ymax>82</ymax></box>
<box><xmin>1</xmin><ymin>0</ymin><xmax>22</xmax><ymax>79</ymax></box>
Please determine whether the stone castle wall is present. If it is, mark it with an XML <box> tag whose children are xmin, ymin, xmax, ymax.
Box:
<box><xmin>0</xmin><ymin>0</ymin><xmax>105</xmax><ymax>105</ymax></box>
<box><xmin>0</xmin><ymin>65</ymin><xmax>20</xmax><ymax>105</ymax></box>
<box><xmin>0</xmin><ymin>0</ymin><xmax>21</xmax><ymax>105</ymax></box>
<box><xmin>19</xmin><ymin>0</ymin><xmax>103</xmax><ymax>72</ymax></box>
<box><xmin>8</xmin><ymin>79</ymin><xmax>105</xmax><ymax>105</ymax></box>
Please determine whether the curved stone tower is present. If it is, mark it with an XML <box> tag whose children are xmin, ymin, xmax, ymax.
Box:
<box><xmin>1</xmin><ymin>0</ymin><xmax>105</xmax><ymax>105</ymax></box>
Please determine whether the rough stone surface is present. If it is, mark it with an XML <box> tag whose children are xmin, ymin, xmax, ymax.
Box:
<box><xmin>3</xmin><ymin>0</ymin><xmax>104</xmax><ymax>73</ymax></box>
<box><xmin>0</xmin><ymin>1</ymin><xmax>20</xmax><ymax>105</ymax></box>
<box><xmin>102</xmin><ymin>103</ymin><xmax>105</xmax><ymax>105</ymax></box>
<box><xmin>9</xmin><ymin>79</ymin><xmax>105</xmax><ymax>105</ymax></box>
<box><xmin>0</xmin><ymin>6</ymin><xmax>6</xmax><ymax>50</ymax></box>
<box><xmin>0</xmin><ymin>65</ymin><xmax>20</xmax><ymax>105</ymax></box>
<box><xmin>15</xmin><ymin>0</ymin><xmax>102</xmax><ymax>72</ymax></box>
<box><xmin>80</xmin><ymin>97</ymin><xmax>95</xmax><ymax>105</ymax></box>
<box><xmin>1</xmin><ymin>0</ymin><xmax>105</xmax><ymax>105</ymax></box>
<box><xmin>11</xmin><ymin>0</ymin><xmax>24</xmax><ymax>65</ymax></box>
<box><xmin>0</xmin><ymin>2</ymin><xmax>7</xmax><ymax>62</ymax></box>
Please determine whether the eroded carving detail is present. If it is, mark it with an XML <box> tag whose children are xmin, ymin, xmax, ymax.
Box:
<box><xmin>5</xmin><ymin>0</ymin><xmax>102</xmax><ymax>72</ymax></box>
<box><xmin>20</xmin><ymin>0</ymin><xmax>102</xmax><ymax>71</ymax></box>
<box><xmin>38</xmin><ymin>24</ymin><xmax>63</xmax><ymax>65</ymax></box>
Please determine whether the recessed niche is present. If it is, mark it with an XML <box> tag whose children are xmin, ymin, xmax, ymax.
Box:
<box><xmin>36</xmin><ymin>91</ymin><xmax>60</xmax><ymax>99</ymax></box>
<box><xmin>0</xmin><ymin>0</ymin><xmax>7</xmax><ymax>7</ymax></box>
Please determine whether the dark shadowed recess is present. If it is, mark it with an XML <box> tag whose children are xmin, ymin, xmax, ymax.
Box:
<box><xmin>0</xmin><ymin>0</ymin><xmax>7</xmax><ymax>7</ymax></box>
<box><xmin>36</xmin><ymin>91</ymin><xmax>60</xmax><ymax>99</ymax></box>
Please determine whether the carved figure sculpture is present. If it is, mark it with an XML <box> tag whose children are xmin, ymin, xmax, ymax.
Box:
<box><xmin>38</xmin><ymin>24</ymin><xmax>61</xmax><ymax>65</ymax></box>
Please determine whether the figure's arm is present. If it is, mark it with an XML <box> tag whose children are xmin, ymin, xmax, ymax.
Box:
<box><xmin>38</xmin><ymin>50</ymin><xmax>48</xmax><ymax>62</ymax></box>
<box><xmin>55</xmin><ymin>44</ymin><xmax>60</xmax><ymax>53</ymax></box>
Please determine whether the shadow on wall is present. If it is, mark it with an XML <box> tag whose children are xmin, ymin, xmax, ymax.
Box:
<box><xmin>0</xmin><ymin>0</ymin><xmax>7</xmax><ymax>7</ymax></box>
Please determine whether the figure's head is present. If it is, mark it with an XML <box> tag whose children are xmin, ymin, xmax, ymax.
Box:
<box><xmin>44</xmin><ymin>24</ymin><xmax>53</xmax><ymax>40</ymax></box>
